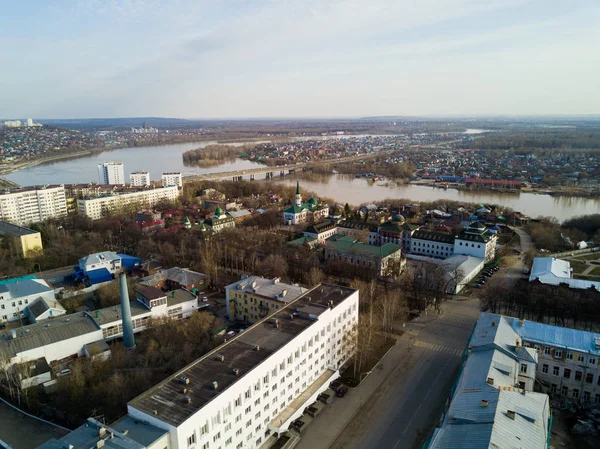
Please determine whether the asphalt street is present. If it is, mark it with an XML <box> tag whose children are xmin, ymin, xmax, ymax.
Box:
<box><xmin>329</xmin><ymin>300</ymin><xmax>479</xmax><ymax>449</ymax></box>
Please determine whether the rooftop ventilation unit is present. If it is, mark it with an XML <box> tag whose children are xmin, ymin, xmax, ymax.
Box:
<box><xmin>255</xmin><ymin>345</ymin><xmax>261</xmax><ymax>351</ymax></box>
<box><xmin>486</xmin><ymin>377</ymin><xmax>494</xmax><ymax>385</ymax></box>
<box><xmin>179</xmin><ymin>376</ymin><xmax>190</xmax><ymax>385</ymax></box>
<box><xmin>216</xmin><ymin>354</ymin><xmax>225</xmax><ymax>362</ymax></box>
<box><xmin>212</xmin><ymin>381</ymin><xmax>219</xmax><ymax>390</ymax></box>
<box><xmin>182</xmin><ymin>387</ymin><xmax>188</xmax><ymax>394</ymax></box>
<box><xmin>184</xmin><ymin>395</ymin><xmax>192</xmax><ymax>404</ymax></box>
<box><xmin>233</xmin><ymin>368</ymin><xmax>240</xmax><ymax>376</ymax></box>
<box><xmin>507</xmin><ymin>410</ymin><xmax>516</xmax><ymax>420</ymax></box>
<box><xmin>491</xmin><ymin>321</ymin><xmax>496</xmax><ymax>327</ymax></box>
<box><xmin>480</xmin><ymin>400</ymin><xmax>488</xmax><ymax>407</ymax></box>
<box><xmin>99</xmin><ymin>427</ymin><xmax>106</xmax><ymax>437</ymax></box>
<box><xmin>96</xmin><ymin>440</ymin><xmax>104</xmax><ymax>449</ymax></box>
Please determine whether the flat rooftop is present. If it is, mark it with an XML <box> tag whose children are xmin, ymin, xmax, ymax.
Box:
<box><xmin>0</xmin><ymin>220</ymin><xmax>39</xmax><ymax>236</ymax></box>
<box><xmin>129</xmin><ymin>283</ymin><xmax>356</xmax><ymax>426</ymax></box>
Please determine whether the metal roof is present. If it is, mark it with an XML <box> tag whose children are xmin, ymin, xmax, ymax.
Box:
<box><xmin>529</xmin><ymin>257</ymin><xmax>600</xmax><ymax>291</ymax></box>
<box><xmin>129</xmin><ymin>284</ymin><xmax>356</xmax><ymax>426</ymax></box>
<box><xmin>79</xmin><ymin>251</ymin><xmax>120</xmax><ymax>267</ymax></box>
<box><xmin>226</xmin><ymin>276</ymin><xmax>305</xmax><ymax>303</ymax></box>
<box><xmin>0</xmin><ymin>278</ymin><xmax>54</xmax><ymax>300</ymax></box>
<box><xmin>0</xmin><ymin>220</ymin><xmax>39</xmax><ymax>236</ymax></box>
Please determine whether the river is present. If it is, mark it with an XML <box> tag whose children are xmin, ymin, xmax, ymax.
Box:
<box><xmin>4</xmin><ymin>137</ymin><xmax>597</xmax><ymax>222</ymax></box>
<box><xmin>275</xmin><ymin>176</ymin><xmax>599</xmax><ymax>222</ymax></box>
<box><xmin>4</xmin><ymin>141</ymin><xmax>265</xmax><ymax>186</ymax></box>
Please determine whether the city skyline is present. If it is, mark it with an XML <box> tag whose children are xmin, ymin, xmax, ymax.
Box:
<box><xmin>1</xmin><ymin>0</ymin><xmax>599</xmax><ymax>119</ymax></box>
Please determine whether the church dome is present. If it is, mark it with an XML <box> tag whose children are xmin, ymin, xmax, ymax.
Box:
<box><xmin>215</xmin><ymin>206</ymin><xmax>223</xmax><ymax>216</ymax></box>
<box><xmin>392</xmin><ymin>214</ymin><xmax>405</xmax><ymax>223</ymax></box>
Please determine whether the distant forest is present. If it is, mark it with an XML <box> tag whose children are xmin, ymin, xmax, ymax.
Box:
<box><xmin>461</xmin><ymin>129</ymin><xmax>600</xmax><ymax>152</ymax></box>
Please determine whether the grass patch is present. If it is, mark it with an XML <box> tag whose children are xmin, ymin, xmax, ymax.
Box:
<box><xmin>568</xmin><ymin>260</ymin><xmax>588</xmax><ymax>273</ymax></box>
<box><xmin>589</xmin><ymin>267</ymin><xmax>600</xmax><ymax>277</ymax></box>
<box><xmin>571</xmin><ymin>253</ymin><xmax>600</xmax><ymax>261</ymax></box>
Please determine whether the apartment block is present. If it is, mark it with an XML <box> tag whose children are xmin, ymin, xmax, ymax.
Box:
<box><xmin>130</xmin><ymin>171</ymin><xmax>151</xmax><ymax>186</ymax></box>
<box><xmin>98</xmin><ymin>161</ymin><xmax>125</xmax><ymax>185</ymax></box>
<box><xmin>0</xmin><ymin>185</ymin><xmax>67</xmax><ymax>226</ymax></box>
<box><xmin>127</xmin><ymin>284</ymin><xmax>359</xmax><ymax>449</ymax></box>
<box><xmin>77</xmin><ymin>186</ymin><xmax>179</xmax><ymax>220</ymax></box>
<box><xmin>0</xmin><ymin>220</ymin><xmax>43</xmax><ymax>258</ymax></box>
<box><xmin>162</xmin><ymin>172</ymin><xmax>183</xmax><ymax>187</ymax></box>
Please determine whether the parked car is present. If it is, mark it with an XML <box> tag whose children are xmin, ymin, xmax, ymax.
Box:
<box><xmin>201</xmin><ymin>296</ymin><xmax>208</xmax><ymax>302</ymax></box>
<box><xmin>335</xmin><ymin>386</ymin><xmax>349</xmax><ymax>398</ymax></box>
<box><xmin>474</xmin><ymin>284</ymin><xmax>482</xmax><ymax>289</ymax></box>
<box><xmin>57</xmin><ymin>369</ymin><xmax>71</xmax><ymax>377</ymax></box>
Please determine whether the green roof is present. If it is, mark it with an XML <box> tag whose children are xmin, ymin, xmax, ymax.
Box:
<box><xmin>325</xmin><ymin>235</ymin><xmax>401</xmax><ymax>259</ymax></box>
<box><xmin>284</xmin><ymin>204</ymin><xmax>303</xmax><ymax>214</ymax></box>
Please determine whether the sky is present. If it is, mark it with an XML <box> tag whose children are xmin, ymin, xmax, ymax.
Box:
<box><xmin>1</xmin><ymin>0</ymin><xmax>599</xmax><ymax>119</ymax></box>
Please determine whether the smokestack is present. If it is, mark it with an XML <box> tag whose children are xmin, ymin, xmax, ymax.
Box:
<box><xmin>119</xmin><ymin>271</ymin><xmax>136</xmax><ymax>350</ymax></box>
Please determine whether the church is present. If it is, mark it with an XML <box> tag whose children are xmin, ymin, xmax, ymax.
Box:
<box><xmin>282</xmin><ymin>182</ymin><xmax>329</xmax><ymax>225</ymax></box>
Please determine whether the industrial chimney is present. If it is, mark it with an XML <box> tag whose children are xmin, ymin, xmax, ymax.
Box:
<box><xmin>119</xmin><ymin>271</ymin><xmax>136</xmax><ymax>350</ymax></box>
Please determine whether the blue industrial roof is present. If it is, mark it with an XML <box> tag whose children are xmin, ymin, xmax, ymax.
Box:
<box><xmin>87</xmin><ymin>268</ymin><xmax>113</xmax><ymax>285</ymax></box>
<box><xmin>118</xmin><ymin>254</ymin><xmax>142</xmax><ymax>270</ymax></box>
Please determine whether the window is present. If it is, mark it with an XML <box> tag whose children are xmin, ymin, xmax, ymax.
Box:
<box><xmin>573</xmin><ymin>389</ymin><xmax>580</xmax><ymax>399</ymax></box>
<box><xmin>213</xmin><ymin>433</ymin><xmax>221</xmax><ymax>443</ymax></box>
<box><xmin>554</xmin><ymin>350</ymin><xmax>562</xmax><ymax>358</ymax></box>
<box><xmin>201</xmin><ymin>444</ymin><xmax>209</xmax><ymax>449</ymax></box>
<box><xmin>566</xmin><ymin>352</ymin><xmax>573</xmax><ymax>360</ymax></box>
<box><xmin>520</xmin><ymin>364</ymin><xmax>527</xmax><ymax>374</ymax></box>
<box><xmin>187</xmin><ymin>432</ymin><xmax>196</xmax><ymax>447</ymax></box>
<box><xmin>586</xmin><ymin>373</ymin><xmax>594</xmax><ymax>384</ymax></box>
<box><xmin>589</xmin><ymin>358</ymin><xmax>597</xmax><ymax>366</ymax></box>
<box><xmin>578</xmin><ymin>355</ymin><xmax>585</xmax><ymax>362</ymax></box>
<box><xmin>553</xmin><ymin>366</ymin><xmax>560</xmax><ymax>376</ymax></box>
<box><xmin>584</xmin><ymin>391</ymin><xmax>591</xmax><ymax>402</ymax></box>
<box><xmin>201</xmin><ymin>423</ymin><xmax>209</xmax><ymax>435</ymax></box>
<box><xmin>245</xmin><ymin>406</ymin><xmax>251</xmax><ymax>414</ymax></box>
<box><xmin>544</xmin><ymin>347</ymin><xmax>551</xmax><ymax>356</ymax></box>
<box><xmin>542</xmin><ymin>364</ymin><xmax>549</xmax><ymax>374</ymax></box>
<box><xmin>563</xmin><ymin>368</ymin><xmax>571</xmax><ymax>379</ymax></box>
<box><xmin>550</xmin><ymin>384</ymin><xmax>557</xmax><ymax>394</ymax></box>
<box><xmin>561</xmin><ymin>386</ymin><xmax>568</xmax><ymax>396</ymax></box>
<box><xmin>596</xmin><ymin>394</ymin><xmax>600</xmax><ymax>404</ymax></box>
<box><xmin>575</xmin><ymin>371</ymin><xmax>582</xmax><ymax>381</ymax></box>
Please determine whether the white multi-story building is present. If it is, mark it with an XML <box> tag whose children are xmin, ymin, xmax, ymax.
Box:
<box><xmin>3</xmin><ymin>120</ymin><xmax>21</xmax><ymax>128</ymax></box>
<box><xmin>162</xmin><ymin>172</ymin><xmax>183</xmax><ymax>187</ymax></box>
<box><xmin>410</xmin><ymin>230</ymin><xmax>456</xmax><ymax>259</ymax></box>
<box><xmin>0</xmin><ymin>185</ymin><xmax>67</xmax><ymax>226</ymax></box>
<box><xmin>130</xmin><ymin>171</ymin><xmax>151</xmax><ymax>187</ymax></box>
<box><xmin>127</xmin><ymin>284</ymin><xmax>359</xmax><ymax>449</ymax></box>
<box><xmin>78</xmin><ymin>251</ymin><xmax>122</xmax><ymax>275</ymax></box>
<box><xmin>454</xmin><ymin>222</ymin><xmax>497</xmax><ymax>262</ymax></box>
<box><xmin>0</xmin><ymin>278</ymin><xmax>57</xmax><ymax>323</ymax></box>
<box><xmin>77</xmin><ymin>186</ymin><xmax>179</xmax><ymax>220</ymax></box>
<box><xmin>98</xmin><ymin>161</ymin><xmax>125</xmax><ymax>185</ymax></box>
<box><xmin>26</xmin><ymin>118</ymin><xmax>33</xmax><ymax>127</ymax></box>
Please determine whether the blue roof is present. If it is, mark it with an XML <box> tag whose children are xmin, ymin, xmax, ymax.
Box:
<box><xmin>482</xmin><ymin>312</ymin><xmax>600</xmax><ymax>357</ymax></box>
<box><xmin>0</xmin><ymin>275</ymin><xmax>37</xmax><ymax>285</ymax></box>
<box><xmin>86</xmin><ymin>268</ymin><xmax>113</xmax><ymax>285</ymax></box>
<box><xmin>118</xmin><ymin>253</ymin><xmax>142</xmax><ymax>270</ymax></box>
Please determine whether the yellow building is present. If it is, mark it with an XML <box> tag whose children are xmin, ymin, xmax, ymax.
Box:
<box><xmin>0</xmin><ymin>221</ymin><xmax>43</xmax><ymax>258</ymax></box>
<box><xmin>225</xmin><ymin>276</ymin><xmax>307</xmax><ymax>323</ymax></box>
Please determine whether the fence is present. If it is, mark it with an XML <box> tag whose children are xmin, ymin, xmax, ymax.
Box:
<box><xmin>550</xmin><ymin>246</ymin><xmax>600</xmax><ymax>258</ymax></box>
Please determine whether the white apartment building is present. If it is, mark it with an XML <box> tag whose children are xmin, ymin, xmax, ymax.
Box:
<box><xmin>0</xmin><ymin>185</ymin><xmax>67</xmax><ymax>226</ymax></box>
<box><xmin>162</xmin><ymin>172</ymin><xmax>183</xmax><ymax>187</ymax></box>
<box><xmin>98</xmin><ymin>161</ymin><xmax>125</xmax><ymax>185</ymax></box>
<box><xmin>130</xmin><ymin>171</ymin><xmax>151</xmax><ymax>186</ymax></box>
<box><xmin>127</xmin><ymin>284</ymin><xmax>359</xmax><ymax>449</ymax></box>
<box><xmin>0</xmin><ymin>278</ymin><xmax>57</xmax><ymax>323</ymax></box>
<box><xmin>77</xmin><ymin>186</ymin><xmax>179</xmax><ymax>220</ymax></box>
<box><xmin>78</xmin><ymin>251</ymin><xmax>122</xmax><ymax>275</ymax></box>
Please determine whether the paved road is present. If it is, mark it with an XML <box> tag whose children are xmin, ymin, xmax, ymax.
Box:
<box><xmin>326</xmin><ymin>299</ymin><xmax>479</xmax><ymax>449</ymax></box>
